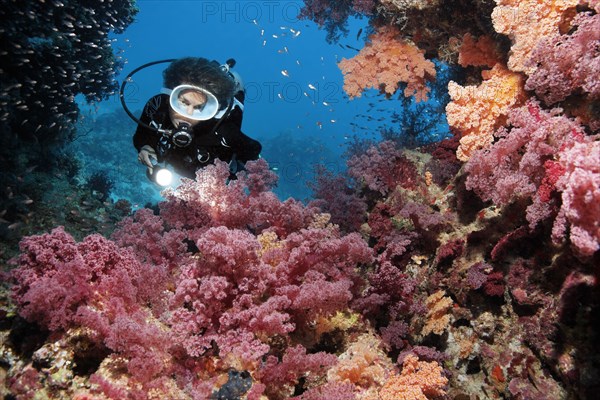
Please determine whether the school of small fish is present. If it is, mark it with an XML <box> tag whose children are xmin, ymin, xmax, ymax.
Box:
<box><xmin>248</xmin><ymin>17</ymin><xmax>392</xmax><ymax>140</ymax></box>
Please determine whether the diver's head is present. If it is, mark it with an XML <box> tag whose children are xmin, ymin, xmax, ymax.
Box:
<box><xmin>163</xmin><ymin>57</ymin><xmax>235</xmax><ymax>127</ymax></box>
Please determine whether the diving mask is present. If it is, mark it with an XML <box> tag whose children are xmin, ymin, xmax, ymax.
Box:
<box><xmin>164</xmin><ymin>84</ymin><xmax>220</xmax><ymax>121</ymax></box>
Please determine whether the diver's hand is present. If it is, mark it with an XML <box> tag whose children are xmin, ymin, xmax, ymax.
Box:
<box><xmin>138</xmin><ymin>145</ymin><xmax>157</xmax><ymax>174</ymax></box>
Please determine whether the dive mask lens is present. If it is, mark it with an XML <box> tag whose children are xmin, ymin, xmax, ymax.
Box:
<box><xmin>168</xmin><ymin>84</ymin><xmax>219</xmax><ymax>120</ymax></box>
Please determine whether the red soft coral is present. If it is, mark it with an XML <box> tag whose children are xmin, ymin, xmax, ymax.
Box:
<box><xmin>11</xmin><ymin>227</ymin><xmax>94</xmax><ymax>331</ymax></box>
<box><xmin>308</xmin><ymin>165</ymin><xmax>367</xmax><ymax>233</ymax></box>
<box><xmin>111</xmin><ymin>207</ymin><xmax>187</xmax><ymax>273</ymax></box>
<box><xmin>169</xmin><ymin>225</ymin><xmax>372</xmax><ymax>366</ymax></box>
<box><xmin>9</xmin><ymin>159</ymin><xmax>378</xmax><ymax>396</ymax></box>
<box><xmin>10</xmin><ymin>227</ymin><xmax>173</xmax><ymax>383</ymax></box>
<box><xmin>258</xmin><ymin>345</ymin><xmax>338</xmax><ymax>399</ymax></box>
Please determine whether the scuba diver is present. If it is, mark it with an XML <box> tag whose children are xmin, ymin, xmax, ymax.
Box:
<box><xmin>122</xmin><ymin>57</ymin><xmax>262</xmax><ymax>185</ymax></box>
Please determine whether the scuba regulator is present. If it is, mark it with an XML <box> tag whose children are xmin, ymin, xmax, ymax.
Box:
<box><xmin>171</xmin><ymin>122</ymin><xmax>193</xmax><ymax>147</ymax></box>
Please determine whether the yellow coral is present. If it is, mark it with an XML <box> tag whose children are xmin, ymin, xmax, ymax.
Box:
<box><xmin>314</xmin><ymin>310</ymin><xmax>360</xmax><ymax>338</ymax></box>
<box><xmin>309</xmin><ymin>212</ymin><xmax>333</xmax><ymax>230</ymax></box>
<box><xmin>421</xmin><ymin>290</ymin><xmax>453</xmax><ymax>336</ymax></box>
<box><xmin>256</xmin><ymin>230</ymin><xmax>283</xmax><ymax>258</ymax></box>
<box><xmin>424</xmin><ymin>171</ymin><xmax>433</xmax><ymax>187</ymax></box>
<box><xmin>491</xmin><ymin>0</ymin><xmax>579</xmax><ymax>73</ymax></box>
<box><xmin>379</xmin><ymin>354</ymin><xmax>448</xmax><ymax>400</ymax></box>
<box><xmin>446</xmin><ymin>64</ymin><xmax>526</xmax><ymax>161</ymax></box>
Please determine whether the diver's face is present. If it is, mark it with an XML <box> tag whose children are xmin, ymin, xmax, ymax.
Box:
<box><xmin>169</xmin><ymin>89</ymin><xmax>207</xmax><ymax>127</ymax></box>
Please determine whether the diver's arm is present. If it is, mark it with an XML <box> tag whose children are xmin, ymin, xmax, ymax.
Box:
<box><xmin>133</xmin><ymin>95</ymin><xmax>166</xmax><ymax>152</ymax></box>
<box><xmin>133</xmin><ymin>117</ymin><xmax>159</xmax><ymax>173</ymax></box>
<box><xmin>133</xmin><ymin>95</ymin><xmax>167</xmax><ymax>174</ymax></box>
<box><xmin>133</xmin><ymin>125</ymin><xmax>157</xmax><ymax>152</ymax></box>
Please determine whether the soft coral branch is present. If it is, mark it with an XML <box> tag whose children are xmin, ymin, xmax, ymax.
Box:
<box><xmin>338</xmin><ymin>26</ymin><xmax>436</xmax><ymax>102</ymax></box>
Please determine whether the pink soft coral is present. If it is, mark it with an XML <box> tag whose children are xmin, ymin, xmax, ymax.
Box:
<box><xmin>552</xmin><ymin>140</ymin><xmax>600</xmax><ymax>256</ymax></box>
<box><xmin>526</xmin><ymin>13</ymin><xmax>600</xmax><ymax>105</ymax></box>
<box><xmin>11</xmin><ymin>227</ymin><xmax>145</xmax><ymax>331</ymax></box>
<box><xmin>160</xmin><ymin>159</ymin><xmax>318</xmax><ymax>238</ymax></box>
<box><xmin>347</xmin><ymin>140</ymin><xmax>419</xmax><ymax>196</ymax></box>
<box><xmin>465</xmin><ymin>101</ymin><xmax>586</xmax><ymax>229</ymax></box>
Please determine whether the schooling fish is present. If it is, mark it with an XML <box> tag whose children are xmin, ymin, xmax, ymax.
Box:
<box><xmin>356</xmin><ymin>28</ymin><xmax>363</xmax><ymax>40</ymax></box>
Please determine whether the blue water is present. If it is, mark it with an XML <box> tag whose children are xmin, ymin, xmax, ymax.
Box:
<box><xmin>74</xmin><ymin>0</ymin><xmax>446</xmax><ymax>203</ymax></box>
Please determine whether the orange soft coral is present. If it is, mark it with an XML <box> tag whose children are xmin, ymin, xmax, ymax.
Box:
<box><xmin>328</xmin><ymin>332</ymin><xmax>395</xmax><ymax>389</ymax></box>
<box><xmin>338</xmin><ymin>26</ymin><xmax>436</xmax><ymax>102</ymax></box>
<box><xmin>491</xmin><ymin>0</ymin><xmax>579</xmax><ymax>73</ymax></box>
<box><xmin>421</xmin><ymin>290</ymin><xmax>453</xmax><ymax>336</ymax></box>
<box><xmin>379</xmin><ymin>354</ymin><xmax>448</xmax><ymax>400</ymax></box>
<box><xmin>446</xmin><ymin>64</ymin><xmax>527</xmax><ymax>161</ymax></box>
<box><xmin>457</xmin><ymin>33</ymin><xmax>502</xmax><ymax>68</ymax></box>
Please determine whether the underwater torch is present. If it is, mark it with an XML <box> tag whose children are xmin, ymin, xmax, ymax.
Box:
<box><xmin>148</xmin><ymin>161</ymin><xmax>174</xmax><ymax>187</ymax></box>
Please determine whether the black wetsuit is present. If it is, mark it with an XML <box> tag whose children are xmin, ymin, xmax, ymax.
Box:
<box><xmin>133</xmin><ymin>92</ymin><xmax>262</xmax><ymax>178</ymax></box>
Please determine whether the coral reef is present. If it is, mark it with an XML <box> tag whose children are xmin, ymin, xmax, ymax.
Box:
<box><xmin>1</xmin><ymin>0</ymin><xmax>599</xmax><ymax>399</ymax></box>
